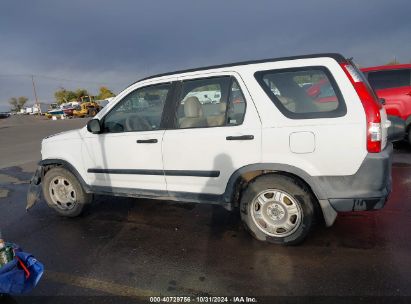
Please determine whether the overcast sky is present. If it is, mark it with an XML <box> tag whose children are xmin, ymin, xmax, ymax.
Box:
<box><xmin>0</xmin><ymin>0</ymin><xmax>410</xmax><ymax>111</ymax></box>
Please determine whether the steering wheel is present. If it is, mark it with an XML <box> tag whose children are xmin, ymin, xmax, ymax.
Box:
<box><xmin>125</xmin><ymin>114</ymin><xmax>152</xmax><ymax>131</ymax></box>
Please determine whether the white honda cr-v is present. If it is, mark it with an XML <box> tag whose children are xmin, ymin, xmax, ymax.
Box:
<box><xmin>28</xmin><ymin>53</ymin><xmax>393</xmax><ymax>245</ymax></box>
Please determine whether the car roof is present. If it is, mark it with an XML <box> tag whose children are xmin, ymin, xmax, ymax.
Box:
<box><xmin>361</xmin><ymin>63</ymin><xmax>411</xmax><ymax>72</ymax></box>
<box><xmin>135</xmin><ymin>53</ymin><xmax>346</xmax><ymax>84</ymax></box>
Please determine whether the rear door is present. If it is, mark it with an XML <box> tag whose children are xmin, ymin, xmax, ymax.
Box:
<box><xmin>162</xmin><ymin>72</ymin><xmax>261</xmax><ymax>195</ymax></box>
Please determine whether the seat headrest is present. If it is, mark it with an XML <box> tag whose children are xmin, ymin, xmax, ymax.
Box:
<box><xmin>184</xmin><ymin>97</ymin><xmax>203</xmax><ymax>118</ymax></box>
<box><xmin>219</xmin><ymin>102</ymin><xmax>227</xmax><ymax>113</ymax></box>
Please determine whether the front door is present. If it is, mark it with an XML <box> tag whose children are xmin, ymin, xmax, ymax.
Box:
<box><xmin>84</xmin><ymin>82</ymin><xmax>173</xmax><ymax>191</ymax></box>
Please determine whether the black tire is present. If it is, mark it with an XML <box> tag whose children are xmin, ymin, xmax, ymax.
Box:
<box><xmin>240</xmin><ymin>174</ymin><xmax>316</xmax><ymax>245</ymax></box>
<box><xmin>88</xmin><ymin>109</ymin><xmax>97</xmax><ymax>117</ymax></box>
<box><xmin>42</xmin><ymin>167</ymin><xmax>92</xmax><ymax>217</ymax></box>
<box><xmin>408</xmin><ymin>126</ymin><xmax>411</xmax><ymax>146</ymax></box>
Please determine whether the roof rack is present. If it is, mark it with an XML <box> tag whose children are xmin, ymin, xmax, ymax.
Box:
<box><xmin>136</xmin><ymin>53</ymin><xmax>346</xmax><ymax>84</ymax></box>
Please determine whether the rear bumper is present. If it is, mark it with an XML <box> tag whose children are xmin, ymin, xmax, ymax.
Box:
<box><xmin>315</xmin><ymin>144</ymin><xmax>393</xmax><ymax>212</ymax></box>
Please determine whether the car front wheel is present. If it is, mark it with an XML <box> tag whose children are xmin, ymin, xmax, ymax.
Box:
<box><xmin>42</xmin><ymin>167</ymin><xmax>91</xmax><ymax>217</ymax></box>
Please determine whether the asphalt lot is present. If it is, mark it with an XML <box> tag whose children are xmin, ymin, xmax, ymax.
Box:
<box><xmin>0</xmin><ymin>115</ymin><xmax>90</xmax><ymax>169</ymax></box>
<box><xmin>1</xmin><ymin>115</ymin><xmax>411</xmax><ymax>303</ymax></box>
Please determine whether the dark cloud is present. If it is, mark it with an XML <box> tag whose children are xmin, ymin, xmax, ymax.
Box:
<box><xmin>1</xmin><ymin>0</ymin><xmax>410</xmax><ymax>110</ymax></box>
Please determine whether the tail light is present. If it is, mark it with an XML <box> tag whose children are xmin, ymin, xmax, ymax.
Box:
<box><xmin>340</xmin><ymin>63</ymin><xmax>382</xmax><ymax>153</ymax></box>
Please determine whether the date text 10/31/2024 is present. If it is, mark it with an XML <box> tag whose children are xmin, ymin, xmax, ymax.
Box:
<box><xmin>149</xmin><ymin>297</ymin><xmax>258</xmax><ymax>303</ymax></box>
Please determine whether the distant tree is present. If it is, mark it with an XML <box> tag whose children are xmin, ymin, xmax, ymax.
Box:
<box><xmin>9</xmin><ymin>96</ymin><xmax>28</xmax><ymax>111</ymax></box>
<box><xmin>97</xmin><ymin>86</ymin><xmax>115</xmax><ymax>100</ymax></box>
<box><xmin>18</xmin><ymin>96</ymin><xmax>28</xmax><ymax>109</ymax></box>
<box><xmin>54</xmin><ymin>88</ymin><xmax>90</xmax><ymax>104</ymax></box>
<box><xmin>9</xmin><ymin>97</ymin><xmax>18</xmax><ymax>111</ymax></box>
<box><xmin>54</xmin><ymin>88</ymin><xmax>69</xmax><ymax>104</ymax></box>
<box><xmin>66</xmin><ymin>91</ymin><xmax>77</xmax><ymax>102</ymax></box>
<box><xmin>75</xmin><ymin>89</ymin><xmax>89</xmax><ymax>99</ymax></box>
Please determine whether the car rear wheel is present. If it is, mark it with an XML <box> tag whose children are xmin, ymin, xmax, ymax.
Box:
<box><xmin>42</xmin><ymin>167</ymin><xmax>91</xmax><ymax>217</ymax></box>
<box><xmin>240</xmin><ymin>174</ymin><xmax>315</xmax><ymax>245</ymax></box>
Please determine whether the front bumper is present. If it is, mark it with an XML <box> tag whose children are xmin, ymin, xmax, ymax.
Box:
<box><xmin>26</xmin><ymin>166</ymin><xmax>44</xmax><ymax>211</ymax></box>
<box><xmin>316</xmin><ymin>144</ymin><xmax>393</xmax><ymax>212</ymax></box>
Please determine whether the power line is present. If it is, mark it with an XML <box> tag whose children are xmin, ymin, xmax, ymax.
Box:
<box><xmin>31</xmin><ymin>75</ymin><xmax>39</xmax><ymax>106</ymax></box>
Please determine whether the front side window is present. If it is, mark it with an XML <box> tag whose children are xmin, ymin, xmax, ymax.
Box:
<box><xmin>255</xmin><ymin>67</ymin><xmax>346</xmax><ymax>119</ymax></box>
<box><xmin>175</xmin><ymin>76</ymin><xmax>246</xmax><ymax>129</ymax></box>
<box><xmin>103</xmin><ymin>83</ymin><xmax>170</xmax><ymax>133</ymax></box>
<box><xmin>367</xmin><ymin>69</ymin><xmax>411</xmax><ymax>90</ymax></box>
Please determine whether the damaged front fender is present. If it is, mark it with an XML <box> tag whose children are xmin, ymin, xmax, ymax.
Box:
<box><xmin>26</xmin><ymin>166</ymin><xmax>44</xmax><ymax>211</ymax></box>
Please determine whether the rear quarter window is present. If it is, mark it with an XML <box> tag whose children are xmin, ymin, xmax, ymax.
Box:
<box><xmin>255</xmin><ymin>66</ymin><xmax>346</xmax><ymax>119</ymax></box>
<box><xmin>367</xmin><ymin>69</ymin><xmax>411</xmax><ymax>90</ymax></box>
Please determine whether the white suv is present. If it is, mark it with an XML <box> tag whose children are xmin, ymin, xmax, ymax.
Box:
<box><xmin>27</xmin><ymin>53</ymin><xmax>393</xmax><ymax>245</ymax></box>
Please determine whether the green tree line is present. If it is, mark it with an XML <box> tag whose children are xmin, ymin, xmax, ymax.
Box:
<box><xmin>54</xmin><ymin>86</ymin><xmax>115</xmax><ymax>104</ymax></box>
<box><xmin>8</xmin><ymin>86</ymin><xmax>116</xmax><ymax>111</ymax></box>
<box><xmin>9</xmin><ymin>96</ymin><xmax>28</xmax><ymax>111</ymax></box>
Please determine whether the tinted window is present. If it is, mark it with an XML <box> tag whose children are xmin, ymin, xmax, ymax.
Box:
<box><xmin>103</xmin><ymin>83</ymin><xmax>170</xmax><ymax>133</ymax></box>
<box><xmin>255</xmin><ymin>67</ymin><xmax>346</xmax><ymax>119</ymax></box>
<box><xmin>227</xmin><ymin>80</ymin><xmax>246</xmax><ymax>125</ymax></box>
<box><xmin>175</xmin><ymin>77</ymin><xmax>246</xmax><ymax>129</ymax></box>
<box><xmin>367</xmin><ymin>69</ymin><xmax>411</xmax><ymax>90</ymax></box>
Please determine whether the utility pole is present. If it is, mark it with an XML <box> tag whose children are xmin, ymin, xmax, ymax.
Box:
<box><xmin>31</xmin><ymin>75</ymin><xmax>40</xmax><ymax>114</ymax></box>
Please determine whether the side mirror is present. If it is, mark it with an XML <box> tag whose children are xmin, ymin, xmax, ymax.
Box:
<box><xmin>380</xmin><ymin>98</ymin><xmax>386</xmax><ymax>105</ymax></box>
<box><xmin>87</xmin><ymin>119</ymin><xmax>102</xmax><ymax>134</ymax></box>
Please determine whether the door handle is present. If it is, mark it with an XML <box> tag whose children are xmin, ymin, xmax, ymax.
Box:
<box><xmin>226</xmin><ymin>135</ymin><xmax>254</xmax><ymax>141</ymax></box>
<box><xmin>406</xmin><ymin>91</ymin><xmax>411</xmax><ymax>96</ymax></box>
<box><xmin>136</xmin><ymin>139</ymin><xmax>158</xmax><ymax>143</ymax></box>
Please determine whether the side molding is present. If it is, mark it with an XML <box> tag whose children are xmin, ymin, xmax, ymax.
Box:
<box><xmin>39</xmin><ymin>159</ymin><xmax>337</xmax><ymax>225</ymax></box>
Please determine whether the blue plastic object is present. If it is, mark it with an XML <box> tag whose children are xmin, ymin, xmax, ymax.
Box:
<box><xmin>0</xmin><ymin>244</ymin><xmax>44</xmax><ymax>295</ymax></box>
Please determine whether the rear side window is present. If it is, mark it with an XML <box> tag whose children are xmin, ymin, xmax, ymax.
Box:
<box><xmin>174</xmin><ymin>76</ymin><xmax>246</xmax><ymax>129</ymax></box>
<box><xmin>367</xmin><ymin>69</ymin><xmax>411</xmax><ymax>90</ymax></box>
<box><xmin>255</xmin><ymin>67</ymin><xmax>346</xmax><ymax>119</ymax></box>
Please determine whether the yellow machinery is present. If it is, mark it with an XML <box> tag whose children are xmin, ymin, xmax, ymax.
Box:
<box><xmin>73</xmin><ymin>101</ymin><xmax>101</xmax><ymax>118</ymax></box>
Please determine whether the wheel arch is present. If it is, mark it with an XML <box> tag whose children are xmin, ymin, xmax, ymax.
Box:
<box><xmin>223</xmin><ymin>163</ymin><xmax>336</xmax><ymax>226</ymax></box>
<box><xmin>39</xmin><ymin>159</ymin><xmax>91</xmax><ymax>193</ymax></box>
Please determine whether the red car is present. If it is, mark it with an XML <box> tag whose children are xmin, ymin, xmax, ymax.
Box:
<box><xmin>361</xmin><ymin>64</ymin><xmax>411</xmax><ymax>144</ymax></box>
<box><xmin>306</xmin><ymin>78</ymin><xmax>338</xmax><ymax>103</ymax></box>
